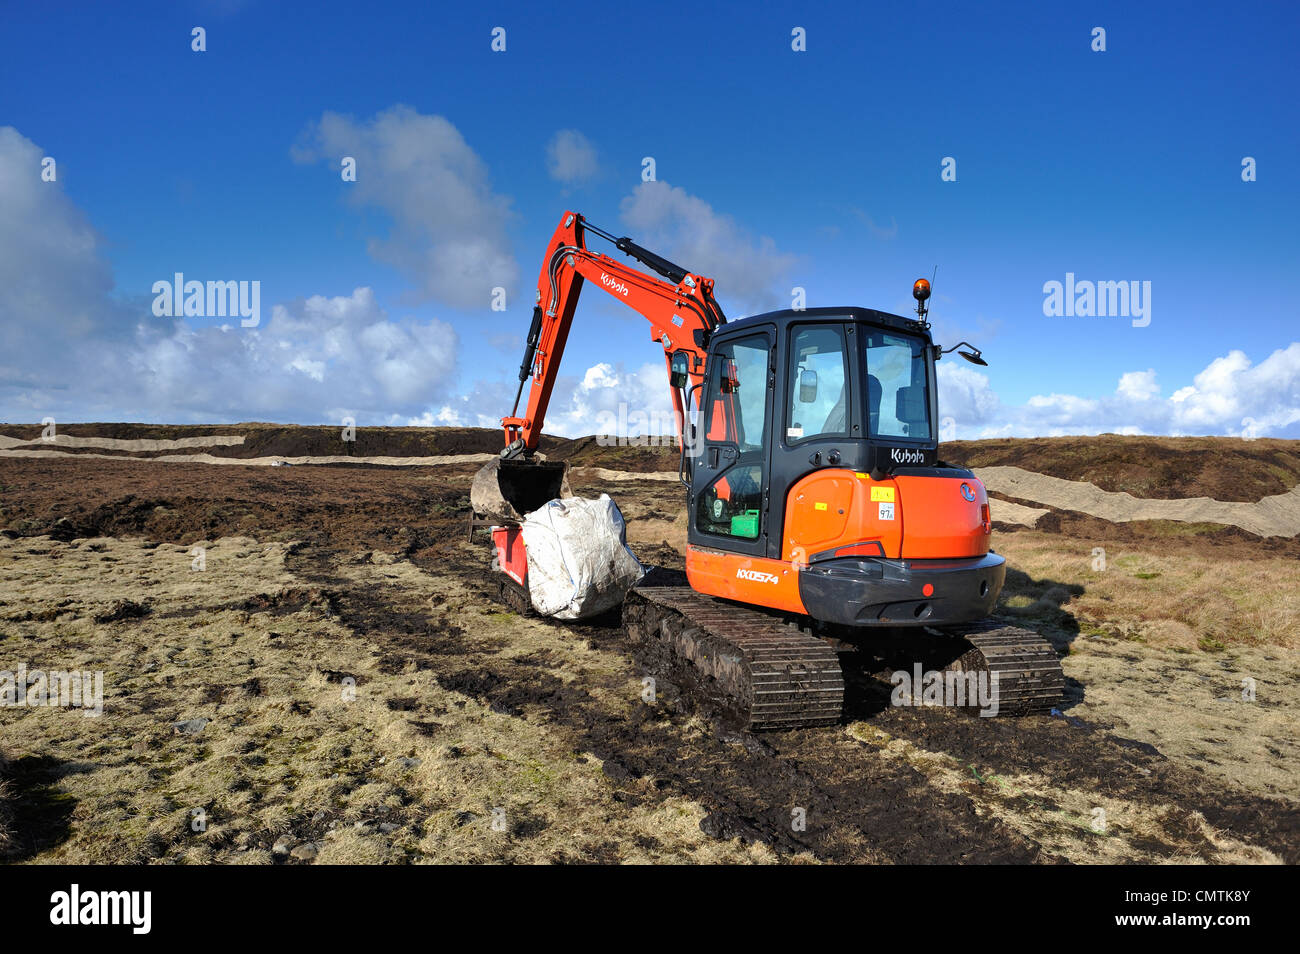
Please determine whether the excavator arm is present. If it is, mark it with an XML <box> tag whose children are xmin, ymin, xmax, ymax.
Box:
<box><xmin>500</xmin><ymin>211</ymin><xmax>725</xmax><ymax>457</ymax></box>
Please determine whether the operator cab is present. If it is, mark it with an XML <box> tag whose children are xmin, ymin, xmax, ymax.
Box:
<box><xmin>686</xmin><ymin>306</ymin><xmax>942</xmax><ymax>554</ymax></box>
<box><xmin>680</xmin><ymin>301</ymin><xmax>1002</xmax><ymax>627</ymax></box>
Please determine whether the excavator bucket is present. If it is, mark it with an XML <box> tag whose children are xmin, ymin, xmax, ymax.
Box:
<box><xmin>470</xmin><ymin>457</ymin><xmax>572</xmax><ymax>524</ymax></box>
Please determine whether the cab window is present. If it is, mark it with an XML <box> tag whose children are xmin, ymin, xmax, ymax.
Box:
<box><xmin>703</xmin><ymin>334</ymin><xmax>769</xmax><ymax>451</ymax></box>
<box><xmin>863</xmin><ymin>331</ymin><xmax>931</xmax><ymax>440</ymax></box>
<box><xmin>786</xmin><ymin>324</ymin><xmax>848</xmax><ymax>443</ymax></box>
<box><xmin>697</xmin><ymin>334</ymin><xmax>770</xmax><ymax>540</ymax></box>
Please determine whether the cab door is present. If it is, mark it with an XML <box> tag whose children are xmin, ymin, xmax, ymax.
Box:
<box><xmin>687</xmin><ymin>328</ymin><xmax>774</xmax><ymax>558</ymax></box>
<box><xmin>767</xmin><ymin>321</ymin><xmax>858</xmax><ymax>560</ymax></box>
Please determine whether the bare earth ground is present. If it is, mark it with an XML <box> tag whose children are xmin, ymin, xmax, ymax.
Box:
<box><xmin>0</xmin><ymin>438</ymin><xmax>1297</xmax><ymax>864</ymax></box>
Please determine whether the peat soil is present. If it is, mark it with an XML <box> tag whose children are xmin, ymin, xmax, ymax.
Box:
<box><xmin>5</xmin><ymin>424</ymin><xmax>1297</xmax><ymax>498</ymax></box>
<box><xmin>943</xmin><ymin>435</ymin><xmax>1300</xmax><ymax>503</ymax></box>
<box><xmin>0</xmin><ymin>424</ymin><xmax>678</xmax><ymax>472</ymax></box>
<box><xmin>2</xmin><ymin>455</ymin><xmax>1297</xmax><ymax>862</ymax></box>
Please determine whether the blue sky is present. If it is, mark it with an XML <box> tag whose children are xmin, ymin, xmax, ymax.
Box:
<box><xmin>2</xmin><ymin>0</ymin><xmax>1297</xmax><ymax>437</ymax></box>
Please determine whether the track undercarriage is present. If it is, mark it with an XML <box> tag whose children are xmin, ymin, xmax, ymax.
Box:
<box><xmin>624</xmin><ymin>586</ymin><xmax>844</xmax><ymax>730</ymax></box>
<box><xmin>623</xmin><ymin>582</ymin><xmax>1065</xmax><ymax>731</ymax></box>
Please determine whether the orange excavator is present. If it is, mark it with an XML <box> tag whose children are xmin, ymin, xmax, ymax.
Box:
<box><xmin>470</xmin><ymin>211</ymin><xmax>1063</xmax><ymax>729</ymax></box>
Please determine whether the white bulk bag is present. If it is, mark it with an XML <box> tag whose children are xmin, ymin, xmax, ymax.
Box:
<box><xmin>521</xmin><ymin>494</ymin><xmax>645</xmax><ymax>620</ymax></box>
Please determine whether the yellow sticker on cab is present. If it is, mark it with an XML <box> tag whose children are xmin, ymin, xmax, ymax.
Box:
<box><xmin>870</xmin><ymin>486</ymin><xmax>895</xmax><ymax>503</ymax></box>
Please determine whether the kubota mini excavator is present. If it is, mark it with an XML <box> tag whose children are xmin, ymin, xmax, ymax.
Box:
<box><xmin>470</xmin><ymin>210</ymin><xmax>1064</xmax><ymax>729</ymax></box>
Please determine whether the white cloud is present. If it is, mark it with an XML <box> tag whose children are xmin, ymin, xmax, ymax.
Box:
<box><xmin>1117</xmin><ymin>369</ymin><xmax>1159</xmax><ymax>401</ymax></box>
<box><xmin>847</xmin><ymin>207</ymin><xmax>898</xmax><ymax>240</ymax></box>
<box><xmin>8</xmin><ymin>120</ymin><xmax>1295</xmax><ymax>442</ymax></box>
<box><xmin>543</xmin><ymin>361</ymin><xmax>677</xmax><ymax>439</ymax></box>
<box><xmin>618</xmin><ymin>181</ymin><xmax>797</xmax><ymax>313</ymax></box>
<box><xmin>545</xmin><ymin>129</ymin><xmax>598</xmax><ymax>183</ymax></box>
<box><xmin>422</xmin><ymin>361</ymin><xmax>678</xmax><ymax>441</ymax></box>
<box><xmin>945</xmin><ymin>344</ymin><xmax>1300</xmax><ymax>439</ymax></box>
<box><xmin>1168</xmin><ymin>345</ymin><xmax>1300</xmax><ymax>435</ymax></box>
<box><xmin>293</xmin><ymin>105</ymin><xmax>518</xmax><ymax>309</ymax></box>
<box><xmin>431</xmin><ymin>344</ymin><xmax>1300</xmax><ymax>442</ymax></box>
<box><xmin>123</xmin><ymin>288</ymin><xmax>459</xmax><ymax>423</ymax></box>
<box><xmin>936</xmin><ymin>361</ymin><xmax>1003</xmax><ymax>429</ymax></box>
<box><xmin>0</xmin><ymin>127</ymin><xmax>139</xmax><ymax>405</ymax></box>
<box><xmin>0</xmin><ymin>126</ymin><xmax>461</xmax><ymax>424</ymax></box>
<box><xmin>288</xmin><ymin>356</ymin><xmax>326</xmax><ymax>381</ymax></box>
<box><xmin>414</xmin><ymin>378</ymin><xmax>515</xmax><ymax>431</ymax></box>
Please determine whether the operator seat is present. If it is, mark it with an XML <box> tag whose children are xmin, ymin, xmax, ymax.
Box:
<box><xmin>822</xmin><ymin>386</ymin><xmax>847</xmax><ymax>434</ymax></box>
<box><xmin>867</xmin><ymin>374</ymin><xmax>881</xmax><ymax>434</ymax></box>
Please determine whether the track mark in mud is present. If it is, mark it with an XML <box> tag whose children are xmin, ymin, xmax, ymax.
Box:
<box><xmin>241</xmin><ymin>586</ymin><xmax>338</xmax><ymax>616</ymax></box>
<box><xmin>287</xmin><ymin>542</ymin><xmax>1054</xmax><ymax>863</ymax></box>
<box><xmin>433</xmin><ymin>670</ymin><xmax>595</xmax><ymax>720</ymax></box>
<box><xmin>583</xmin><ymin>710</ymin><xmax>1053</xmax><ymax>863</ymax></box>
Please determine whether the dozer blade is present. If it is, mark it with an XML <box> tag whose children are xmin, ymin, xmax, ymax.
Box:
<box><xmin>623</xmin><ymin>586</ymin><xmax>844</xmax><ymax>731</ymax></box>
<box><xmin>470</xmin><ymin>456</ymin><xmax>573</xmax><ymax>524</ymax></box>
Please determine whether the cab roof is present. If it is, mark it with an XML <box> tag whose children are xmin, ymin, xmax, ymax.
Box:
<box><xmin>719</xmin><ymin>306</ymin><xmax>931</xmax><ymax>340</ymax></box>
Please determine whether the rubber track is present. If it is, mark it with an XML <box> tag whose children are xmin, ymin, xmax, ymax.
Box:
<box><xmin>493</xmin><ymin>574</ymin><xmax>536</xmax><ymax>617</ymax></box>
<box><xmin>623</xmin><ymin>586</ymin><xmax>843</xmax><ymax>731</ymax></box>
<box><xmin>495</xmin><ymin>577</ymin><xmax>1060</xmax><ymax>722</ymax></box>
<box><xmin>942</xmin><ymin>620</ymin><xmax>1065</xmax><ymax>716</ymax></box>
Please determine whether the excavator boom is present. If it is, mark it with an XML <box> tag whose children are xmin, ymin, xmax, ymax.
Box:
<box><xmin>501</xmin><ymin>211</ymin><xmax>722</xmax><ymax>457</ymax></box>
<box><xmin>470</xmin><ymin>211</ymin><xmax>723</xmax><ymax>525</ymax></box>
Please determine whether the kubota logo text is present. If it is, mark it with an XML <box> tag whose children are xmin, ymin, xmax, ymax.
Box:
<box><xmin>600</xmin><ymin>272</ymin><xmax>629</xmax><ymax>296</ymax></box>
<box><xmin>889</xmin><ymin>447</ymin><xmax>925</xmax><ymax>465</ymax></box>
<box><xmin>737</xmin><ymin>569</ymin><xmax>779</xmax><ymax>584</ymax></box>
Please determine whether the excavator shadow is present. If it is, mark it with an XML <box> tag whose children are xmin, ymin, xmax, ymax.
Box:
<box><xmin>997</xmin><ymin>565</ymin><xmax>1085</xmax><ymax>651</ymax></box>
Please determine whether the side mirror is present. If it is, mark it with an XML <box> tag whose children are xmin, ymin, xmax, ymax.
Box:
<box><xmin>799</xmin><ymin>369</ymin><xmax>818</xmax><ymax>403</ymax></box>
<box><xmin>940</xmin><ymin>341</ymin><xmax>988</xmax><ymax>366</ymax></box>
<box><xmin>896</xmin><ymin>385</ymin><xmax>926</xmax><ymax>424</ymax></box>
<box><xmin>669</xmin><ymin>351</ymin><xmax>689</xmax><ymax>389</ymax></box>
